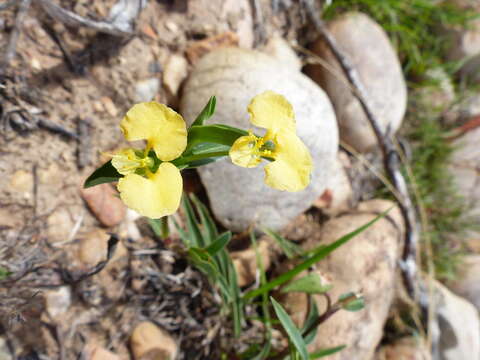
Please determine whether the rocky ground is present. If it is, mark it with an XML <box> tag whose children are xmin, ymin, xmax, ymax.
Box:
<box><xmin>1</xmin><ymin>0</ymin><xmax>480</xmax><ymax>359</ymax></box>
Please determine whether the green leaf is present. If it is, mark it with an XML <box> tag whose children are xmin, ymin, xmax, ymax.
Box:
<box><xmin>191</xmin><ymin>194</ymin><xmax>218</xmax><ymax>244</ymax></box>
<box><xmin>190</xmin><ymin>143</ymin><xmax>230</xmax><ymax>156</ymax></box>
<box><xmin>263</xmin><ymin>228</ymin><xmax>303</xmax><ymax>259</ymax></box>
<box><xmin>251</xmin><ymin>231</ymin><xmax>273</xmax><ymax>359</ymax></box>
<box><xmin>191</xmin><ymin>96</ymin><xmax>216</xmax><ymax>127</ymax></box>
<box><xmin>83</xmin><ymin>160</ymin><xmax>122</xmax><ymax>188</ymax></box>
<box><xmin>148</xmin><ymin>217</ymin><xmax>169</xmax><ymax>239</ymax></box>
<box><xmin>243</xmin><ymin>210</ymin><xmax>389</xmax><ymax>301</ymax></box>
<box><xmin>281</xmin><ymin>274</ymin><xmax>332</xmax><ymax>295</ymax></box>
<box><xmin>301</xmin><ymin>297</ymin><xmax>319</xmax><ymax>345</ymax></box>
<box><xmin>148</xmin><ymin>218</ymin><xmax>162</xmax><ymax>237</ymax></box>
<box><xmin>251</xmin><ymin>342</ymin><xmax>271</xmax><ymax>360</ymax></box>
<box><xmin>171</xmin><ymin>215</ymin><xmax>189</xmax><ymax>246</ymax></box>
<box><xmin>206</xmin><ymin>232</ymin><xmax>232</xmax><ymax>256</ymax></box>
<box><xmin>188</xmin><ymin>247</ymin><xmax>219</xmax><ymax>279</ymax></box>
<box><xmin>182</xmin><ymin>195</ymin><xmax>204</xmax><ymax>247</ymax></box>
<box><xmin>309</xmin><ymin>345</ymin><xmax>346</xmax><ymax>359</ymax></box>
<box><xmin>183</xmin><ymin>158</ymin><xmax>219</xmax><ymax>169</ymax></box>
<box><xmin>338</xmin><ymin>292</ymin><xmax>365</xmax><ymax>312</ymax></box>
<box><xmin>271</xmin><ymin>297</ymin><xmax>309</xmax><ymax>360</ymax></box>
<box><xmin>0</xmin><ymin>267</ymin><xmax>12</xmax><ymax>279</ymax></box>
<box><xmin>185</xmin><ymin>124</ymin><xmax>248</xmax><ymax>153</ymax></box>
<box><xmin>226</xmin><ymin>255</ymin><xmax>243</xmax><ymax>337</ymax></box>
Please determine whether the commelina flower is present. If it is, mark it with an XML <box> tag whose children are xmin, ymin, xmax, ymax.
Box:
<box><xmin>229</xmin><ymin>91</ymin><xmax>313</xmax><ymax>192</ymax></box>
<box><xmin>111</xmin><ymin>102</ymin><xmax>187</xmax><ymax>218</ymax></box>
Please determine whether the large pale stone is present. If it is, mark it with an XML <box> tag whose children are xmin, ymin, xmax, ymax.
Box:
<box><xmin>261</xmin><ymin>34</ymin><xmax>302</xmax><ymax>71</ymax></box>
<box><xmin>449</xmin><ymin>127</ymin><xmax>480</xmax><ymax>248</ymax></box>
<box><xmin>447</xmin><ymin>254</ymin><xmax>480</xmax><ymax>311</ymax></box>
<box><xmin>181</xmin><ymin>47</ymin><xmax>338</xmax><ymax>231</ymax></box>
<box><xmin>306</xmin><ymin>12</ymin><xmax>407</xmax><ymax>153</ymax></box>
<box><xmin>303</xmin><ymin>200</ymin><xmax>403</xmax><ymax>360</ymax></box>
<box><xmin>441</xmin><ymin>0</ymin><xmax>480</xmax><ymax>82</ymax></box>
<box><xmin>434</xmin><ymin>280</ymin><xmax>480</xmax><ymax>360</ymax></box>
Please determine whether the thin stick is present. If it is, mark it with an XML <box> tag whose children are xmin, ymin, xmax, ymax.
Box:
<box><xmin>36</xmin><ymin>0</ymin><xmax>134</xmax><ymax>37</ymax></box>
<box><xmin>1</xmin><ymin>0</ymin><xmax>32</xmax><ymax>73</ymax></box>
<box><xmin>303</xmin><ymin>0</ymin><xmax>420</xmax><ymax>301</ymax></box>
<box><xmin>250</xmin><ymin>0</ymin><xmax>267</xmax><ymax>45</ymax></box>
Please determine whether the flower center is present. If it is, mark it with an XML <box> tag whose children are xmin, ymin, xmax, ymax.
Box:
<box><xmin>111</xmin><ymin>148</ymin><xmax>155</xmax><ymax>176</ymax></box>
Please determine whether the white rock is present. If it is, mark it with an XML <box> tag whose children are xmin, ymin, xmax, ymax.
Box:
<box><xmin>412</xmin><ymin>67</ymin><xmax>456</xmax><ymax>118</ymax></box>
<box><xmin>261</xmin><ymin>34</ymin><xmax>302</xmax><ymax>71</ymax></box>
<box><xmin>45</xmin><ymin>286</ymin><xmax>71</xmax><ymax>319</ymax></box>
<box><xmin>306</xmin><ymin>12</ymin><xmax>407</xmax><ymax>153</ymax></box>
<box><xmin>134</xmin><ymin>78</ymin><xmax>160</xmax><ymax>102</ymax></box>
<box><xmin>163</xmin><ymin>54</ymin><xmax>188</xmax><ymax>96</ymax></box>
<box><xmin>447</xmin><ymin>255</ymin><xmax>480</xmax><ymax>310</ymax></box>
<box><xmin>304</xmin><ymin>200</ymin><xmax>403</xmax><ymax>359</ymax></box>
<box><xmin>434</xmin><ymin>280</ymin><xmax>480</xmax><ymax>360</ymax></box>
<box><xmin>313</xmin><ymin>152</ymin><xmax>353</xmax><ymax>215</ymax></box>
<box><xmin>449</xmin><ymin>127</ymin><xmax>480</xmax><ymax>245</ymax></box>
<box><xmin>181</xmin><ymin>47</ymin><xmax>339</xmax><ymax>231</ymax></box>
<box><xmin>441</xmin><ymin>0</ymin><xmax>480</xmax><ymax>82</ymax></box>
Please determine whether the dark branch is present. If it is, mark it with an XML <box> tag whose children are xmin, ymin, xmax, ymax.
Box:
<box><xmin>0</xmin><ymin>0</ymin><xmax>32</xmax><ymax>74</ymax></box>
<box><xmin>302</xmin><ymin>0</ymin><xmax>420</xmax><ymax>303</ymax></box>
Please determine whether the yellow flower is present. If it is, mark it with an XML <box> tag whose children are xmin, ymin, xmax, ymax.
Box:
<box><xmin>120</xmin><ymin>101</ymin><xmax>187</xmax><ymax>161</ymax></box>
<box><xmin>229</xmin><ymin>91</ymin><xmax>313</xmax><ymax>192</ymax></box>
<box><xmin>117</xmin><ymin>162</ymin><xmax>183</xmax><ymax>219</ymax></box>
<box><xmin>112</xmin><ymin>102</ymin><xmax>187</xmax><ymax>218</ymax></box>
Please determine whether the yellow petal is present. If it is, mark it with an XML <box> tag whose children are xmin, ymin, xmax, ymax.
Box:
<box><xmin>117</xmin><ymin>162</ymin><xmax>182</xmax><ymax>218</ymax></box>
<box><xmin>248</xmin><ymin>91</ymin><xmax>295</xmax><ymax>134</ymax></box>
<box><xmin>120</xmin><ymin>102</ymin><xmax>187</xmax><ymax>161</ymax></box>
<box><xmin>229</xmin><ymin>134</ymin><xmax>262</xmax><ymax>168</ymax></box>
<box><xmin>264</xmin><ymin>130</ymin><xmax>313</xmax><ymax>192</ymax></box>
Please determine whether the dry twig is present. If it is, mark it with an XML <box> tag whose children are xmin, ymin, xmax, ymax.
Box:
<box><xmin>1</xmin><ymin>0</ymin><xmax>32</xmax><ymax>74</ymax></box>
<box><xmin>302</xmin><ymin>0</ymin><xmax>421</xmax><ymax>303</ymax></box>
<box><xmin>36</xmin><ymin>0</ymin><xmax>144</xmax><ymax>37</ymax></box>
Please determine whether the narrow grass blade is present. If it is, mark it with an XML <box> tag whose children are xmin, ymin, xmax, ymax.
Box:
<box><xmin>182</xmin><ymin>195</ymin><xmax>204</xmax><ymax>247</ymax></box>
<box><xmin>206</xmin><ymin>231</ymin><xmax>232</xmax><ymax>256</ymax></box>
<box><xmin>281</xmin><ymin>274</ymin><xmax>332</xmax><ymax>295</ymax></box>
<box><xmin>226</xmin><ymin>255</ymin><xmax>243</xmax><ymax>337</ymax></box>
<box><xmin>191</xmin><ymin>194</ymin><xmax>218</xmax><ymax>244</ymax></box>
<box><xmin>252</xmin><ymin>231</ymin><xmax>272</xmax><ymax>359</ymax></box>
<box><xmin>171</xmin><ymin>215</ymin><xmax>189</xmax><ymax>246</ymax></box>
<box><xmin>271</xmin><ymin>297</ymin><xmax>309</xmax><ymax>360</ymax></box>
<box><xmin>301</xmin><ymin>297</ymin><xmax>319</xmax><ymax>345</ymax></box>
<box><xmin>191</xmin><ymin>96</ymin><xmax>216</xmax><ymax>127</ymax></box>
<box><xmin>244</xmin><ymin>211</ymin><xmax>388</xmax><ymax>301</ymax></box>
<box><xmin>263</xmin><ymin>227</ymin><xmax>303</xmax><ymax>259</ymax></box>
<box><xmin>309</xmin><ymin>345</ymin><xmax>346</xmax><ymax>359</ymax></box>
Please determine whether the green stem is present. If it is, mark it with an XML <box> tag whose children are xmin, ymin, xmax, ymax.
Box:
<box><xmin>173</xmin><ymin>151</ymin><xmax>230</xmax><ymax>166</ymax></box>
<box><xmin>160</xmin><ymin>216</ymin><xmax>169</xmax><ymax>239</ymax></box>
